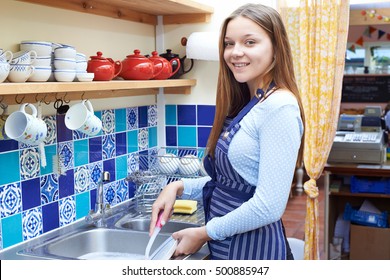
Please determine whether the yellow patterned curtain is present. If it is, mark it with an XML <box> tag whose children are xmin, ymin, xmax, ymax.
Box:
<box><xmin>279</xmin><ymin>0</ymin><xmax>350</xmax><ymax>259</ymax></box>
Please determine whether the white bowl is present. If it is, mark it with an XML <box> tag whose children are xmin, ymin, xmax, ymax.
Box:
<box><xmin>54</xmin><ymin>58</ymin><xmax>76</xmax><ymax>70</ymax></box>
<box><xmin>76</xmin><ymin>72</ymin><xmax>94</xmax><ymax>82</ymax></box>
<box><xmin>33</xmin><ymin>56</ymin><xmax>52</xmax><ymax>67</ymax></box>
<box><xmin>179</xmin><ymin>154</ymin><xmax>200</xmax><ymax>175</ymax></box>
<box><xmin>158</xmin><ymin>153</ymin><xmax>180</xmax><ymax>174</ymax></box>
<box><xmin>76</xmin><ymin>52</ymin><xmax>87</xmax><ymax>62</ymax></box>
<box><xmin>76</xmin><ymin>60</ymin><xmax>87</xmax><ymax>72</ymax></box>
<box><xmin>54</xmin><ymin>46</ymin><xmax>76</xmax><ymax>59</ymax></box>
<box><xmin>54</xmin><ymin>69</ymin><xmax>76</xmax><ymax>82</ymax></box>
<box><xmin>27</xmin><ymin>66</ymin><xmax>51</xmax><ymax>82</ymax></box>
<box><xmin>20</xmin><ymin>40</ymin><xmax>52</xmax><ymax>56</ymax></box>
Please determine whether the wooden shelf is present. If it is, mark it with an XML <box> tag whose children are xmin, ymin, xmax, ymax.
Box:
<box><xmin>330</xmin><ymin>186</ymin><xmax>390</xmax><ymax>199</ymax></box>
<box><xmin>17</xmin><ymin>0</ymin><xmax>214</xmax><ymax>25</ymax></box>
<box><xmin>0</xmin><ymin>79</ymin><xmax>196</xmax><ymax>104</ymax></box>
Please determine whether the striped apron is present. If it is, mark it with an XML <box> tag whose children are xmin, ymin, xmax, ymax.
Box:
<box><xmin>203</xmin><ymin>85</ymin><xmax>293</xmax><ymax>260</ymax></box>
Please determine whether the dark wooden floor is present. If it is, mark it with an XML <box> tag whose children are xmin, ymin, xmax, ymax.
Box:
<box><xmin>282</xmin><ymin>177</ymin><xmax>326</xmax><ymax>259</ymax></box>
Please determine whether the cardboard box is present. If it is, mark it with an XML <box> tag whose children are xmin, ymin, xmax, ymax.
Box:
<box><xmin>350</xmin><ymin>224</ymin><xmax>390</xmax><ymax>259</ymax></box>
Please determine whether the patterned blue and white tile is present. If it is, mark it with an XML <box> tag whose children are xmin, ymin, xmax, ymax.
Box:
<box><xmin>0</xmin><ymin>182</ymin><xmax>22</xmax><ymax>218</ymax></box>
<box><xmin>40</xmin><ymin>174</ymin><xmax>59</xmax><ymax>205</ymax></box>
<box><xmin>22</xmin><ymin>207</ymin><xmax>43</xmax><ymax>241</ymax></box>
<box><xmin>115</xmin><ymin>179</ymin><xmax>128</xmax><ymax>205</ymax></box>
<box><xmin>43</xmin><ymin>115</ymin><xmax>57</xmax><ymax>145</ymax></box>
<box><xmin>126</xmin><ymin>107</ymin><xmax>138</xmax><ymax>131</ymax></box>
<box><xmin>20</xmin><ymin>147</ymin><xmax>40</xmax><ymax>180</ymax></box>
<box><xmin>102</xmin><ymin>109</ymin><xmax>115</xmax><ymax>135</ymax></box>
<box><xmin>102</xmin><ymin>134</ymin><xmax>116</xmax><ymax>160</ymax></box>
<box><xmin>138</xmin><ymin>128</ymin><xmax>148</xmax><ymax>151</ymax></box>
<box><xmin>74</xmin><ymin>165</ymin><xmax>90</xmax><ymax>194</ymax></box>
<box><xmin>58</xmin><ymin>141</ymin><xmax>74</xmax><ymax>170</ymax></box>
<box><xmin>72</xmin><ymin>130</ymin><xmax>88</xmax><ymax>140</ymax></box>
<box><xmin>148</xmin><ymin>105</ymin><xmax>158</xmax><ymax>127</ymax></box>
<box><xmin>127</xmin><ymin>152</ymin><xmax>139</xmax><ymax>174</ymax></box>
<box><xmin>89</xmin><ymin>161</ymin><xmax>103</xmax><ymax>190</ymax></box>
<box><xmin>59</xmin><ymin>196</ymin><xmax>76</xmax><ymax>227</ymax></box>
<box><xmin>104</xmin><ymin>181</ymin><xmax>116</xmax><ymax>205</ymax></box>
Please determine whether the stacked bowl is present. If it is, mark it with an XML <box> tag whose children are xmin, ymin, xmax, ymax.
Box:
<box><xmin>20</xmin><ymin>41</ymin><xmax>52</xmax><ymax>82</ymax></box>
<box><xmin>53</xmin><ymin>44</ymin><xmax>77</xmax><ymax>82</ymax></box>
<box><xmin>75</xmin><ymin>52</ymin><xmax>93</xmax><ymax>82</ymax></box>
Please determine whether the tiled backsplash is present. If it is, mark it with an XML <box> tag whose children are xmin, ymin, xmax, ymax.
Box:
<box><xmin>0</xmin><ymin>102</ymin><xmax>215</xmax><ymax>250</ymax></box>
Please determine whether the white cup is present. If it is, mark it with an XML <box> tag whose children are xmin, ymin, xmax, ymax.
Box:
<box><xmin>5</xmin><ymin>103</ymin><xmax>47</xmax><ymax>146</ymax></box>
<box><xmin>20</xmin><ymin>41</ymin><xmax>52</xmax><ymax>57</ymax></box>
<box><xmin>8</xmin><ymin>64</ymin><xmax>35</xmax><ymax>83</ymax></box>
<box><xmin>0</xmin><ymin>61</ymin><xmax>10</xmax><ymax>83</ymax></box>
<box><xmin>11</xmin><ymin>50</ymin><xmax>37</xmax><ymax>65</ymax></box>
<box><xmin>0</xmin><ymin>50</ymin><xmax>13</xmax><ymax>63</ymax></box>
<box><xmin>65</xmin><ymin>100</ymin><xmax>102</xmax><ymax>136</ymax></box>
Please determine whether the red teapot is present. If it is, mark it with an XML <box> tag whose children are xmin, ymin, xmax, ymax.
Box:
<box><xmin>87</xmin><ymin>51</ymin><xmax>122</xmax><ymax>81</ymax></box>
<box><xmin>120</xmin><ymin>49</ymin><xmax>164</xmax><ymax>80</ymax></box>
<box><xmin>149</xmin><ymin>51</ymin><xmax>181</xmax><ymax>80</ymax></box>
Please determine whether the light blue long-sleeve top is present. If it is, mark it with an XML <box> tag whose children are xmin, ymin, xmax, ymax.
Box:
<box><xmin>180</xmin><ymin>91</ymin><xmax>304</xmax><ymax>241</ymax></box>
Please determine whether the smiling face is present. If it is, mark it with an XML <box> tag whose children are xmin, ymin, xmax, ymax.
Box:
<box><xmin>223</xmin><ymin>16</ymin><xmax>274</xmax><ymax>95</ymax></box>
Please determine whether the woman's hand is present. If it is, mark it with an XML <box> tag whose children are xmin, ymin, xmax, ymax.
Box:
<box><xmin>172</xmin><ymin>226</ymin><xmax>211</xmax><ymax>256</ymax></box>
<box><xmin>149</xmin><ymin>180</ymin><xmax>184</xmax><ymax>236</ymax></box>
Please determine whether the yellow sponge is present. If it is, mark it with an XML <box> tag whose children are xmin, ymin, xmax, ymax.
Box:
<box><xmin>173</xmin><ymin>200</ymin><xmax>198</xmax><ymax>214</ymax></box>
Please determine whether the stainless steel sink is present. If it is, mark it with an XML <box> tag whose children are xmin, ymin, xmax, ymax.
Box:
<box><xmin>115</xmin><ymin>217</ymin><xmax>200</xmax><ymax>233</ymax></box>
<box><xmin>19</xmin><ymin>228</ymin><xmax>171</xmax><ymax>260</ymax></box>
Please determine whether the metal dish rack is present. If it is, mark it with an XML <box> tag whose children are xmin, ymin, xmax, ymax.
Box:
<box><xmin>126</xmin><ymin>147</ymin><xmax>206</xmax><ymax>214</ymax></box>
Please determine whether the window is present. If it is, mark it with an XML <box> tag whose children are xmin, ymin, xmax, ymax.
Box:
<box><xmin>345</xmin><ymin>42</ymin><xmax>390</xmax><ymax>74</ymax></box>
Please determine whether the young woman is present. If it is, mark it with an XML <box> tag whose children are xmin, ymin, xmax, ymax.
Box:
<box><xmin>150</xmin><ymin>3</ymin><xmax>305</xmax><ymax>260</ymax></box>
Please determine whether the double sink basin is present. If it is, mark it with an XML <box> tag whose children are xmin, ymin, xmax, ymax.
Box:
<box><xmin>12</xmin><ymin>205</ymin><xmax>208</xmax><ymax>260</ymax></box>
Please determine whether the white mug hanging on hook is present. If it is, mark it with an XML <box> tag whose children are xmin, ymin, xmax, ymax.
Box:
<box><xmin>65</xmin><ymin>99</ymin><xmax>102</xmax><ymax>136</ymax></box>
<box><xmin>4</xmin><ymin>103</ymin><xmax>47</xmax><ymax>146</ymax></box>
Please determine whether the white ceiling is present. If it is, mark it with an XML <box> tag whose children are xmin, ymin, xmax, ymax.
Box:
<box><xmin>350</xmin><ymin>0</ymin><xmax>390</xmax><ymax>10</ymax></box>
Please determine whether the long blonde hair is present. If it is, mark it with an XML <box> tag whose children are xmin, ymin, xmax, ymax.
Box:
<box><xmin>207</xmin><ymin>3</ymin><xmax>305</xmax><ymax>166</ymax></box>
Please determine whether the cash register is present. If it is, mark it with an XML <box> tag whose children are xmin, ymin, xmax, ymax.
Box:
<box><xmin>328</xmin><ymin>106</ymin><xmax>387</xmax><ymax>164</ymax></box>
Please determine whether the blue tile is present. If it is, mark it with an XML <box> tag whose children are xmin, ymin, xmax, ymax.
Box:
<box><xmin>115</xmin><ymin>155</ymin><xmax>127</xmax><ymax>181</ymax></box>
<box><xmin>90</xmin><ymin>188</ymin><xmax>97</xmax><ymax>210</ymax></box>
<box><xmin>102</xmin><ymin>134</ymin><xmax>116</xmax><ymax>160</ymax></box>
<box><xmin>115</xmin><ymin>108</ymin><xmax>126</xmax><ymax>132</ymax></box>
<box><xmin>89</xmin><ymin>136</ymin><xmax>102</xmax><ymax>163</ymax></box>
<box><xmin>0</xmin><ymin>139</ymin><xmax>19</xmax><ymax>153</ymax></box>
<box><xmin>138</xmin><ymin>106</ymin><xmax>148</xmax><ymax>128</ymax></box>
<box><xmin>103</xmin><ymin>158</ymin><xmax>116</xmax><ymax>182</ymax></box>
<box><xmin>165</xmin><ymin>105</ymin><xmax>177</xmax><ymax>125</ymax></box>
<box><xmin>115</xmin><ymin>132</ymin><xmax>126</xmax><ymax>156</ymax></box>
<box><xmin>127</xmin><ymin>130</ymin><xmax>138</xmax><ymax>153</ymax></box>
<box><xmin>198</xmin><ymin>127</ymin><xmax>212</xmax><ymax>148</ymax></box>
<box><xmin>74</xmin><ymin>139</ymin><xmax>89</xmax><ymax>167</ymax></box>
<box><xmin>178</xmin><ymin>105</ymin><xmax>196</xmax><ymax>125</ymax></box>
<box><xmin>40</xmin><ymin>174</ymin><xmax>59</xmax><ymax>205</ymax></box>
<box><xmin>128</xmin><ymin>181</ymin><xmax>136</xmax><ymax>199</ymax></box>
<box><xmin>198</xmin><ymin>105</ymin><xmax>215</xmax><ymax>125</ymax></box>
<box><xmin>41</xmin><ymin>144</ymin><xmax>57</xmax><ymax>175</ymax></box>
<box><xmin>102</xmin><ymin>109</ymin><xmax>115</xmax><ymax>135</ymax></box>
<box><xmin>148</xmin><ymin>126</ymin><xmax>157</xmax><ymax>148</ymax></box>
<box><xmin>59</xmin><ymin>169</ymin><xmax>74</xmax><ymax>199</ymax></box>
<box><xmin>0</xmin><ymin>182</ymin><xmax>22</xmax><ymax>218</ymax></box>
<box><xmin>76</xmin><ymin>192</ymin><xmax>90</xmax><ymax>219</ymax></box>
<box><xmin>1</xmin><ymin>213</ymin><xmax>23</xmax><ymax>248</ymax></box>
<box><xmin>166</xmin><ymin>126</ymin><xmax>177</xmax><ymax>146</ymax></box>
<box><xmin>42</xmin><ymin>201</ymin><xmax>59</xmax><ymax>233</ymax></box>
<box><xmin>56</xmin><ymin>114</ymin><xmax>72</xmax><ymax>142</ymax></box>
<box><xmin>178</xmin><ymin>126</ymin><xmax>197</xmax><ymax>147</ymax></box>
<box><xmin>22</xmin><ymin>178</ymin><xmax>41</xmax><ymax>211</ymax></box>
<box><xmin>0</xmin><ymin>151</ymin><xmax>20</xmax><ymax>185</ymax></box>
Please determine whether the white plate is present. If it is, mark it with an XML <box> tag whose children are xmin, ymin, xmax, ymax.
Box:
<box><xmin>150</xmin><ymin>236</ymin><xmax>178</xmax><ymax>260</ymax></box>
